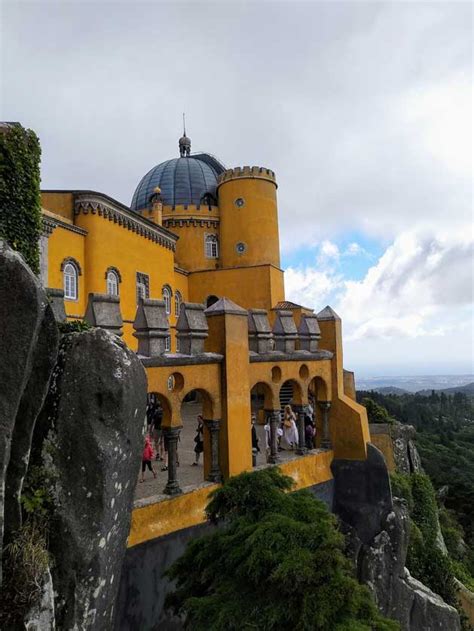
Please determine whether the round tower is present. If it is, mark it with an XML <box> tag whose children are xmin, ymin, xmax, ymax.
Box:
<box><xmin>217</xmin><ymin>166</ymin><xmax>280</xmax><ymax>269</ymax></box>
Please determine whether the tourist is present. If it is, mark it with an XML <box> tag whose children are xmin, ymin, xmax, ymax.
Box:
<box><xmin>305</xmin><ymin>414</ymin><xmax>315</xmax><ymax>450</ymax></box>
<box><xmin>192</xmin><ymin>415</ymin><xmax>204</xmax><ymax>466</ymax></box>
<box><xmin>140</xmin><ymin>435</ymin><xmax>157</xmax><ymax>482</ymax></box>
<box><xmin>251</xmin><ymin>414</ymin><xmax>260</xmax><ymax>466</ymax></box>
<box><xmin>282</xmin><ymin>404</ymin><xmax>298</xmax><ymax>450</ymax></box>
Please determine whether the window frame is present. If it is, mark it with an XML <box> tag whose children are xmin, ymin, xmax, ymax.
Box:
<box><xmin>205</xmin><ymin>233</ymin><xmax>219</xmax><ymax>259</ymax></box>
<box><xmin>63</xmin><ymin>262</ymin><xmax>78</xmax><ymax>301</ymax></box>
<box><xmin>162</xmin><ymin>285</ymin><xmax>172</xmax><ymax>315</ymax></box>
<box><xmin>175</xmin><ymin>290</ymin><xmax>182</xmax><ymax>318</ymax></box>
<box><xmin>106</xmin><ymin>269</ymin><xmax>120</xmax><ymax>296</ymax></box>
<box><xmin>136</xmin><ymin>272</ymin><xmax>150</xmax><ymax>304</ymax></box>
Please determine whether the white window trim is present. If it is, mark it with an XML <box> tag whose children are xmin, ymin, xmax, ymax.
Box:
<box><xmin>106</xmin><ymin>270</ymin><xmax>119</xmax><ymax>296</ymax></box>
<box><xmin>162</xmin><ymin>286</ymin><xmax>172</xmax><ymax>315</ymax></box>
<box><xmin>64</xmin><ymin>262</ymin><xmax>78</xmax><ymax>301</ymax></box>
<box><xmin>205</xmin><ymin>233</ymin><xmax>219</xmax><ymax>259</ymax></box>
<box><xmin>175</xmin><ymin>291</ymin><xmax>182</xmax><ymax>317</ymax></box>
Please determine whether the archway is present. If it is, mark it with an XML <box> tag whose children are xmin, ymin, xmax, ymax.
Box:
<box><xmin>179</xmin><ymin>388</ymin><xmax>214</xmax><ymax>484</ymax></box>
<box><xmin>279</xmin><ymin>379</ymin><xmax>303</xmax><ymax>409</ymax></box>
<box><xmin>308</xmin><ymin>377</ymin><xmax>329</xmax><ymax>448</ymax></box>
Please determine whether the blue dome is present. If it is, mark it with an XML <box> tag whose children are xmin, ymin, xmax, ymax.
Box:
<box><xmin>131</xmin><ymin>154</ymin><xmax>225</xmax><ymax>210</ymax></box>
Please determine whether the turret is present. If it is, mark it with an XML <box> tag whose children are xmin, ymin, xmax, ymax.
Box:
<box><xmin>217</xmin><ymin>166</ymin><xmax>280</xmax><ymax>269</ymax></box>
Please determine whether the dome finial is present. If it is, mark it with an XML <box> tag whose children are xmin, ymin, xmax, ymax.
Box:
<box><xmin>179</xmin><ymin>112</ymin><xmax>191</xmax><ymax>157</ymax></box>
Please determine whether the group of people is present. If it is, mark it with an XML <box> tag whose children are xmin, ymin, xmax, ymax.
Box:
<box><xmin>255</xmin><ymin>402</ymin><xmax>317</xmax><ymax>464</ymax></box>
<box><xmin>140</xmin><ymin>401</ymin><xmax>204</xmax><ymax>482</ymax></box>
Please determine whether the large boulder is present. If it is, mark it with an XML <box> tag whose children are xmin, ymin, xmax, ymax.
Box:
<box><xmin>0</xmin><ymin>241</ymin><xmax>59</xmax><ymax>581</ymax></box>
<box><xmin>391</xmin><ymin>423</ymin><xmax>422</xmax><ymax>474</ymax></box>
<box><xmin>39</xmin><ymin>328</ymin><xmax>146</xmax><ymax>629</ymax></box>
<box><xmin>356</xmin><ymin>500</ymin><xmax>460</xmax><ymax>630</ymax></box>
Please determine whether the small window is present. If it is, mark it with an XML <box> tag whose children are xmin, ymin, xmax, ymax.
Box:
<box><xmin>175</xmin><ymin>291</ymin><xmax>182</xmax><ymax>317</ymax></box>
<box><xmin>165</xmin><ymin>335</ymin><xmax>171</xmax><ymax>352</ymax></box>
<box><xmin>205</xmin><ymin>234</ymin><xmax>219</xmax><ymax>259</ymax></box>
<box><xmin>136</xmin><ymin>272</ymin><xmax>150</xmax><ymax>303</ymax></box>
<box><xmin>106</xmin><ymin>270</ymin><xmax>119</xmax><ymax>296</ymax></box>
<box><xmin>64</xmin><ymin>263</ymin><xmax>78</xmax><ymax>300</ymax></box>
<box><xmin>162</xmin><ymin>286</ymin><xmax>172</xmax><ymax>315</ymax></box>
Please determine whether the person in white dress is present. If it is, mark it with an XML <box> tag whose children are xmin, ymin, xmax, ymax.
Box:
<box><xmin>282</xmin><ymin>404</ymin><xmax>299</xmax><ymax>450</ymax></box>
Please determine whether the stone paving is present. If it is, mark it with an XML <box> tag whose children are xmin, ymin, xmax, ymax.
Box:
<box><xmin>134</xmin><ymin>402</ymin><xmax>318</xmax><ymax>502</ymax></box>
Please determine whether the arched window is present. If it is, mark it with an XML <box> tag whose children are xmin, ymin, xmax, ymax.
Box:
<box><xmin>106</xmin><ymin>269</ymin><xmax>120</xmax><ymax>296</ymax></box>
<box><xmin>175</xmin><ymin>291</ymin><xmax>182</xmax><ymax>317</ymax></box>
<box><xmin>63</xmin><ymin>262</ymin><xmax>78</xmax><ymax>300</ymax></box>
<box><xmin>162</xmin><ymin>285</ymin><xmax>172</xmax><ymax>315</ymax></box>
<box><xmin>205</xmin><ymin>234</ymin><xmax>219</xmax><ymax>259</ymax></box>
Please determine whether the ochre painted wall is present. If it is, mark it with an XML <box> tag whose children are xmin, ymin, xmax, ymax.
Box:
<box><xmin>164</xmin><ymin>221</ymin><xmax>220</xmax><ymax>272</ymax></box>
<box><xmin>47</xmin><ymin>224</ymin><xmax>86</xmax><ymax>318</ymax></box>
<box><xmin>128</xmin><ymin>450</ymin><xmax>334</xmax><ymax>547</ymax></box>
<box><xmin>188</xmin><ymin>264</ymin><xmax>284</xmax><ymax>311</ymax></box>
<box><xmin>73</xmin><ymin>212</ymin><xmax>177</xmax><ymax>349</ymax></box>
<box><xmin>41</xmin><ymin>192</ymin><xmax>74</xmax><ymax>222</ymax></box>
<box><xmin>218</xmin><ymin>175</ymin><xmax>280</xmax><ymax>269</ymax></box>
<box><xmin>369</xmin><ymin>432</ymin><xmax>396</xmax><ymax>472</ymax></box>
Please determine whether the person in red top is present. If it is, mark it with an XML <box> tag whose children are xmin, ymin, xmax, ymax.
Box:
<box><xmin>140</xmin><ymin>435</ymin><xmax>157</xmax><ymax>482</ymax></box>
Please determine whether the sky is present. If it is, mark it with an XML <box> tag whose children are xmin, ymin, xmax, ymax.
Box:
<box><xmin>1</xmin><ymin>1</ymin><xmax>472</xmax><ymax>377</ymax></box>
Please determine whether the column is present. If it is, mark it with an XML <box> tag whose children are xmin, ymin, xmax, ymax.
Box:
<box><xmin>295</xmin><ymin>406</ymin><xmax>307</xmax><ymax>456</ymax></box>
<box><xmin>268</xmin><ymin>410</ymin><xmax>280</xmax><ymax>464</ymax></box>
<box><xmin>318</xmin><ymin>402</ymin><xmax>332</xmax><ymax>449</ymax></box>
<box><xmin>163</xmin><ymin>427</ymin><xmax>182</xmax><ymax>495</ymax></box>
<box><xmin>204</xmin><ymin>419</ymin><xmax>222</xmax><ymax>483</ymax></box>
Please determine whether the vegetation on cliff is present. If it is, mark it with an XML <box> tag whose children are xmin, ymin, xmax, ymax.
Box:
<box><xmin>0</xmin><ymin>123</ymin><xmax>42</xmax><ymax>273</ymax></box>
<box><xmin>165</xmin><ymin>468</ymin><xmax>399</xmax><ymax>631</ymax></box>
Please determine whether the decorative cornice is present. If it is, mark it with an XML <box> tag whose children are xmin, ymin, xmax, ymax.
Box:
<box><xmin>74</xmin><ymin>193</ymin><xmax>177</xmax><ymax>251</ymax></box>
<box><xmin>163</xmin><ymin>218</ymin><xmax>220</xmax><ymax>229</ymax></box>
<box><xmin>42</xmin><ymin>215</ymin><xmax>87</xmax><ymax>237</ymax></box>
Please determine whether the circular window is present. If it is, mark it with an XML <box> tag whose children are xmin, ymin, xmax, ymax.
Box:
<box><xmin>299</xmin><ymin>364</ymin><xmax>309</xmax><ymax>380</ymax></box>
<box><xmin>168</xmin><ymin>372</ymin><xmax>184</xmax><ymax>393</ymax></box>
<box><xmin>235</xmin><ymin>242</ymin><xmax>247</xmax><ymax>255</ymax></box>
<box><xmin>234</xmin><ymin>197</ymin><xmax>245</xmax><ymax>208</ymax></box>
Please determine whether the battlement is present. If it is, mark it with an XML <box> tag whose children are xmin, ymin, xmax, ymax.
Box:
<box><xmin>217</xmin><ymin>165</ymin><xmax>277</xmax><ymax>187</ymax></box>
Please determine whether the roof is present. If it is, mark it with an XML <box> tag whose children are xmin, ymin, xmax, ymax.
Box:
<box><xmin>274</xmin><ymin>300</ymin><xmax>313</xmax><ymax>311</ymax></box>
<box><xmin>130</xmin><ymin>153</ymin><xmax>226</xmax><ymax>211</ymax></box>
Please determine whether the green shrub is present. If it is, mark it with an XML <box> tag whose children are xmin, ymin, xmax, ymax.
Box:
<box><xmin>0</xmin><ymin>123</ymin><xmax>42</xmax><ymax>273</ymax></box>
<box><xmin>165</xmin><ymin>468</ymin><xmax>400</xmax><ymax>631</ymax></box>
<box><xmin>361</xmin><ymin>397</ymin><xmax>394</xmax><ymax>424</ymax></box>
<box><xmin>58</xmin><ymin>319</ymin><xmax>90</xmax><ymax>334</ymax></box>
<box><xmin>390</xmin><ymin>473</ymin><xmax>414</xmax><ymax>512</ymax></box>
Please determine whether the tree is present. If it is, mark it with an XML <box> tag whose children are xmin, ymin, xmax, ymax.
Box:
<box><xmin>165</xmin><ymin>468</ymin><xmax>399</xmax><ymax>631</ymax></box>
<box><xmin>0</xmin><ymin>123</ymin><xmax>42</xmax><ymax>273</ymax></box>
<box><xmin>361</xmin><ymin>397</ymin><xmax>394</xmax><ymax>424</ymax></box>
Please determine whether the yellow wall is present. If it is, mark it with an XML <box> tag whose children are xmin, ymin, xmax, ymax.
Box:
<box><xmin>218</xmin><ymin>175</ymin><xmax>280</xmax><ymax>269</ymax></box>
<box><xmin>47</xmin><ymin>224</ymin><xmax>86</xmax><ymax>318</ymax></box>
<box><xmin>41</xmin><ymin>192</ymin><xmax>74</xmax><ymax>222</ymax></box>
<box><xmin>206</xmin><ymin>309</ymin><xmax>253</xmax><ymax>477</ymax></box>
<box><xmin>73</xmin><ymin>211</ymin><xmax>177</xmax><ymax>349</ymax></box>
<box><xmin>370</xmin><ymin>432</ymin><xmax>396</xmax><ymax>472</ymax></box>
<box><xmin>188</xmin><ymin>264</ymin><xmax>284</xmax><ymax>311</ymax></box>
<box><xmin>318</xmin><ymin>317</ymin><xmax>370</xmax><ymax>460</ymax></box>
<box><xmin>128</xmin><ymin>451</ymin><xmax>334</xmax><ymax>547</ymax></box>
<box><xmin>165</xmin><ymin>222</ymin><xmax>220</xmax><ymax>272</ymax></box>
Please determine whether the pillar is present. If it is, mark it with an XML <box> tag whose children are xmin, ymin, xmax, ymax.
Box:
<box><xmin>267</xmin><ymin>410</ymin><xmax>280</xmax><ymax>464</ymax></box>
<box><xmin>204</xmin><ymin>419</ymin><xmax>222</xmax><ymax>483</ymax></box>
<box><xmin>318</xmin><ymin>402</ymin><xmax>332</xmax><ymax>449</ymax></box>
<box><xmin>163</xmin><ymin>427</ymin><xmax>182</xmax><ymax>495</ymax></box>
<box><xmin>205</xmin><ymin>298</ymin><xmax>252</xmax><ymax>477</ymax></box>
<box><xmin>294</xmin><ymin>406</ymin><xmax>307</xmax><ymax>455</ymax></box>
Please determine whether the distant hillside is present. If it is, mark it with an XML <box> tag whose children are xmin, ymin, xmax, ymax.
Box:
<box><xmin>356</xmin><ymin>374</ymin><xmax>474</xmax><ymax>393</ymax></box>
<box><xmin>417</xmin><ymin>382</ymin><xmax>474</xmax><ymax>397</ymax></box>
<box><xmin>371</xmin><ymin>386</ymin><xmax>410</xmax><ymax>395</ymax></box>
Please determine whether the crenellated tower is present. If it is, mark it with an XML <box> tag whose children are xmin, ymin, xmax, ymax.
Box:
<box><xmin>217</xmin><ymin>166</ymin><xmax>281</xmax><ymax>269</ymax></box>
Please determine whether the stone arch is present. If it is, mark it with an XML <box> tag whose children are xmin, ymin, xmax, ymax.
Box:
<box><xmin>250</xmin><ymin>381</ymin><xmax>275</xmax><ymax>416</ymax></box>
<box><xmin>279</xmin><ymin>379</ymin><xmax>304</xmax><ymax>408</ymax></box>
<box><xmin>308</xmin><ymin>376</ymin><xmax>329</xmax><ymax>403</ymax></box>
<box><xmin>147</xmin><ymin>391</ymin><xmax>172</xmax><ymax>427</ymax></box>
